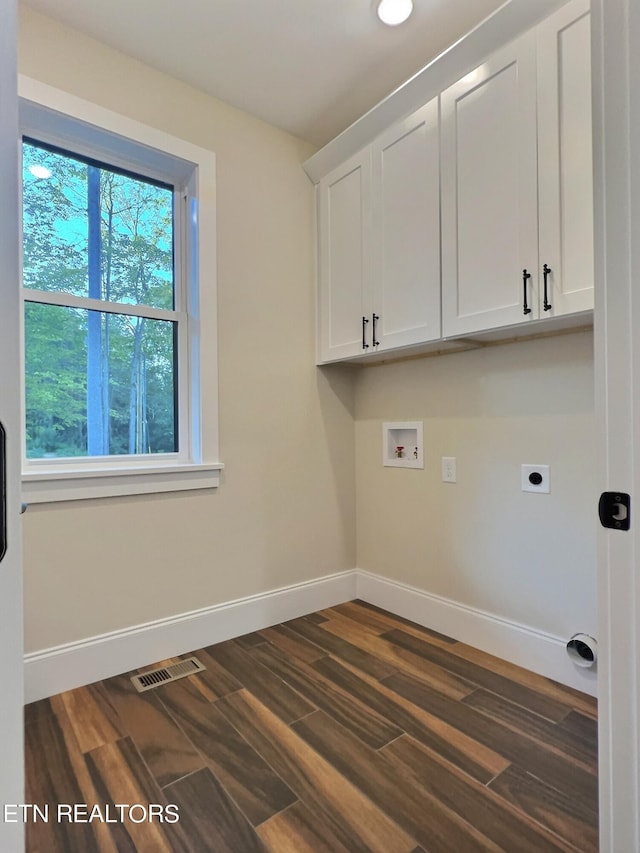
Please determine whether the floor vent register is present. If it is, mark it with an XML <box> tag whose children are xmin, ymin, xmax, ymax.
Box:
<box><xmin>130</xmin><ymin>656</ymin><xmax>205</xmax><ymax>692</ymax></box>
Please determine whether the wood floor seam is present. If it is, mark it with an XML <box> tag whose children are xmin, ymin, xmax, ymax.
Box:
<box><xmin>287</xmin><ymin>708</ymin><xmax>319</xmax><ymax>725</ymax></box>
<box><xmin>251</xmin><ymin>795</ymin><xmax>302</xmax><ymax>828</ymax></box>
<box><xmin>482</xmin><ymin>764</ymin><xmax>513</xmax><ymax>789</ymax></box>
<box><xmin>376</xmin><ymin>732</ymin><xmax>406</xmax><ymax>752</ymax></box>
<box><xmin>160</xmin><ymin>764</ymin><xmax>207</xmax><ymax>792</ymax></box>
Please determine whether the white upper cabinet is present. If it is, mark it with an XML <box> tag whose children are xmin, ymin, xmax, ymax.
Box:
<box><xmin>314</xmin><ymin>0</ymin><xmax>593</xmax><ymax>362</ymax></box>
<box><xmin>318</xmin><ymin>149</ymin><xmax>372</xmax><ymax>362</ymax></box>
<box><xmin>317</xmin><ymin>99</ymin><xmax>440</xmax><ymax>363</ymax></box>
<box><xmin>441</xmin><ymin>35</ymin><xmax>539</xmax><ymax>337</ymax></box>
<box><xmin>441</xmin><ymin>0</ymin><xmax>592</xmax><ymax>337</ymax></box>
<box><xmin>371</xmin><ymin>99</ymin><xmax>441</xmax><ymax>352</ymax></box>
<box><xmin>536</xmin><ymin>0</ymin><xmax>593</xmax><ymax>317</ymax></box>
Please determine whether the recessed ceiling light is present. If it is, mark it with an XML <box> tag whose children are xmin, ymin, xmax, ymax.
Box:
<box><xmin>377</xmin><ymin>0</ymin><xmax>413</xmax><ymax>26</ymax></box>
<box><xmin>28</xmin><ymin>164</ymin><xmax>52</xmax><ymax>180</ymax></box>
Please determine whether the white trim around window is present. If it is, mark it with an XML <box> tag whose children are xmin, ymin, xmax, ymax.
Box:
<box><xmin>18</xmin><ymin>76</ymin><xmax>223</xmax><ymax>503</ymax></box>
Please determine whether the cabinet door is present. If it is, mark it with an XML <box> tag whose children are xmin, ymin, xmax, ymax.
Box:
<box><xmin>441</xmin><ymin>34</ymin><xmax>539</xmax><ymax>337</ymax></box>
<box><xmin>537</xmin><ymin>0</ymin><xmax>593</xmax><ymax>317</ymax></box>
<box><xmin>372</xmin><ymin>98</ymin><xmax>440</xmax><ymax>350</ymax></box>
<box><xmin>317</xmin><ymin>149</ymin><xmax>372</xmax><ymax>363</ymax></box>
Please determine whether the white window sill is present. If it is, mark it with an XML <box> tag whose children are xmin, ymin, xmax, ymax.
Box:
<box><xmin>22</xmin><ymin>462</ymin><xmax>224</xmax><ymax>504</ymax></box>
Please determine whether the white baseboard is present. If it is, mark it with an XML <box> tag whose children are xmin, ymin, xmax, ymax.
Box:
<box><xmin>24</xmin><ymin>566</ymin><xmax>596</xmax><ymax>702</ymax></box>
<box><xmin>355</xmin><ymin>569</ymin><xmax>597</xmax><ymax>696</ymax></box>
<box><xmin>24</xmin><ymin>570</ymin><xmax>357</xmax><ymax>703</ymax></box>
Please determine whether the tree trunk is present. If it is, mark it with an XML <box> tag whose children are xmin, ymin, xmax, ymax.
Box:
<box><xmin>86</xmin><ymin>165</ymin><xmax>105</xmax><ymax>455</ymax></box>
<box><xmin>128</xmin><ymin>317</ymin><xmax>146</xmax><ymax>454</ymax></box>
<box><xmin>101</xmin><ymin>191</ymin><xmax>114</xmax><ymax>452</ymax></box>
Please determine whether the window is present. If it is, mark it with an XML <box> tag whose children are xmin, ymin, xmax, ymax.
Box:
<box><xmin>23</xmin><ymin>140</ymin><xmax>179</xmax><ymax>459</ymax></box>
<box><xmin>19</xmin><ymin>78</ymin><xmax>222</xmax><ymax>502</ymax></box>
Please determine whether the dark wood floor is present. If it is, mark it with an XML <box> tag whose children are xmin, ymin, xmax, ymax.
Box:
<box><xmin>24</xmin><ymin>600</ymin><xmax>598</xmax><ymax>852</ymax></box>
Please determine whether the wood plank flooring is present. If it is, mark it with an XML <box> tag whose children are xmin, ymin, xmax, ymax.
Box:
<box><xmin>24</xmin><ymin>600</ymin><xmax>598</xmax><ymax>852</ymax></box>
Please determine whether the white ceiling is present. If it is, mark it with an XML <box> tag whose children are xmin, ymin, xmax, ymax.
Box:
<box><xmin>20</xmin><ymin>0</ymin><xmax>506</xmax><ymax>148</ymax></box>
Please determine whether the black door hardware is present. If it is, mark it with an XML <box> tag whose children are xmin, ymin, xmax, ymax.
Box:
<box><xmin>522</xmin><ymin>269</ymin><xmax>532</xmax><ymax>315</ymax></box>
<box><xmin>372</xmin><ymin>313</ymin><xmax>380</xmax><ymax>347</ymax></box>
<box><xmin>362</xmin><ymin>315</ymin><xmax>369</xmax><ymax>349</ymax></box>
<box><xmin>543</xmin><ymin>263</ymin><xmax>552</xmax><ymax>312</ymax></box>
<box><xmin>598</xmin><ymin>492</ymin><xmax>631</xmax><ymax>530</ymax></box>
<box><xmin>0</xmin><ymin>422</ymin><xmax>6</xmax><ymax>564</ymax></box>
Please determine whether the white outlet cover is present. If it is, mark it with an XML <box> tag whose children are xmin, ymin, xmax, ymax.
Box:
<box><xmin>442</xmin><ymin>457</ymin><xmax>456</xmax><ymax>483</ymax></box>
<box><xmin>521</xmin><ymin>464</ymin><xmax>550</xmax><ymax>493</ymax></box>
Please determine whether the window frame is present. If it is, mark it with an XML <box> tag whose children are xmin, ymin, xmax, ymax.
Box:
<box><xmin>18</xmin><ymin>76</ymin><xmax>222</xmax><ymax>503</ymax></box>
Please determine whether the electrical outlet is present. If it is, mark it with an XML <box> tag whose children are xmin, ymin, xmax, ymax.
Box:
<box><xmin>521</xmin><ymin>464</ymin><xmax>550</xmax><ymax>493</ymax></box>
<box><xmin>442</xmin><ymin>457</ymin><xmax>456</xmax><ymax>483</ymax></box>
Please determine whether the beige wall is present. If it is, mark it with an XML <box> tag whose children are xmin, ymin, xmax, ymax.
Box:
<box><xmin>355</xmin><ymin>330</ymin><xmax>597</xmax><ymax>640</ymax></box>
<box><xmin>19</xmin><ymin>8</ymin><xmax>356</xmax><ymax>652</ymax></box>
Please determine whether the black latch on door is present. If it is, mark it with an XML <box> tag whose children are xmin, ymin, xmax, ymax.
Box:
<box><xmin>598</xmin><ymin>492</ymin><xmax>631</xmax><ymax>530</ymax></box>
<box><xmin>0</xmin><ymin>422</ymin><xmax>6</xmax><ymax>563</ymax></box>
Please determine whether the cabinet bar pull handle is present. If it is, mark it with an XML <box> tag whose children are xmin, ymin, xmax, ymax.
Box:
<box><xmin>543</xmin><ymin>263</ymin><xmax>552</xmax><ymax>311</ymax></box>
<box><xmin>522</xmin><ymin>269</ymin><xmax>532</xmax><ymax>315</ymax></box>
<box><xmin>362</xmin><ymin>316</ymin><xmax>369</xmax><ymax>349</ymax></box>
<box><xmin>372</xmin><ymin>313</ymin><xmax>380</xmax><ymax>347</ymax></box>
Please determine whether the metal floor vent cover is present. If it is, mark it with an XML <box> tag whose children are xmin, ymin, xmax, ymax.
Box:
<box><xmin>131</xmin><ymin>656</ymin><xmax>205</xmax><ymax>692</ymax></box>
